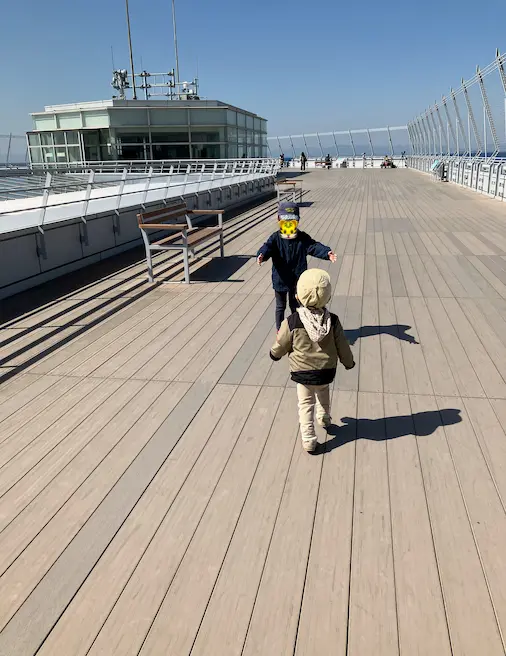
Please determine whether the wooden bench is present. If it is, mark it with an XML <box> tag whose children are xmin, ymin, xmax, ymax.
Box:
<box><xmin>137</xmin><ymin>201</ymin><xmax>225</xmax><ymax>283</ymax></box>
<box><xmin>275</xmin><ymin>179</ymin><xmax>303</xmax><ymax>202</ymax></box>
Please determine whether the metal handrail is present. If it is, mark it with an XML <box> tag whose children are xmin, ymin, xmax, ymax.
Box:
<box><xmin>31</xmin><ymin>157</ymin><xmax>277</xmax><ymax>174</ymax></box>
<box><xmin>408</xmin><ymin>155</ymin><xmax>506</xmax><ymax>199</ymax></box>
<box><xmin>1</xmin><ymin>158</ymin><xmax>278</xmax><ymax>199</ymax></box>
<box><xmin>0</xmin><ymin>158</ymin><xmax>279</xmax><ymax>230</ymax></box>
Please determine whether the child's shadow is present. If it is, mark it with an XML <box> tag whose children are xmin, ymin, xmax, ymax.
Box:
<box><xmin>317</xmin><ymin>408</ymin><xmax>461</xmax><ymax>454</ymax></box>
<box><xmin>345</xmin><ymin>324</ymin><xmax>419</xmax><ymax>346</ymax></box>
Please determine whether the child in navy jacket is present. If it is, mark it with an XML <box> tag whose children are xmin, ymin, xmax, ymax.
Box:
<box><xmin>257</xmin><ymin>202</ymin><xmax>337</xmax><ymax>330</ymax></box>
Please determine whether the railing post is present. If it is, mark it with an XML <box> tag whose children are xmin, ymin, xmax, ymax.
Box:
<box><xmin>38</xmin><ymin>172</ymin><xmax>52</xmax><ymax>232</ymax></box>
<box><xmin>81</xmin><ymin>170</ymin><xmax>95</xmax><ymax>223</ymax></box>
<box><xmin>141</xmin><ymin>166</ymin><xmax>154</xmax><ymax>207</ymax></box>
<box><xmin>113</xmin><ymin>168</ymin><xmax>128</xmax><ymax>235</ymax></box>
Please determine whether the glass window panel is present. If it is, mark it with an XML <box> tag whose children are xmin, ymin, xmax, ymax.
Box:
<box><xmin>83</xmin><ymin>111</ymin><xmax>109</xmax><ymax>128</ymax></box>
<box><xmin>237</xmin><ymin>112</ymin><xmax>246</xmax><ymax>127</ymax></box>
<box><xmin>191</xmin><ymin>144</ymin><xmax>221</xmax><ymax>158</ymax></box>
<box><xmin>109</xmin><ymin>108</ymin><xmax>148</xmax><ymax>126</ymax></box>
<box><xmin>260</xmin><ymin>119</ymin><xmax>267</xmax><ymax>133</ymax></box>
<box><xmin>189</xmin><ymin>108</ymin><xmax>226</xmax><ymax>125</ymax></box>
<box><xmin>30</xmin><ymin>147</ymin><xmax>42</xmax><ymax>163</ymax></box>
<box><xmin>147</xmin><ymin>108</ymin><xmax>187</xmax><ymax>126</ymax></box>
<box><xmin>53</xmin><ymin>132</ymin><xmax>65</xmax><ymax>145</ymax></box>
<box><xmin>151</xmin><ymin>130</ymin><xmax>189</xmax><ymax>143</ymax></box>
<box><xmin>42</xmin><ymin>147</ymin><xmax>55</xmax><ymax>162</ymax></box>
<box><xmin>118</xmin><ymin>144</ymin><xmax>145</xmax><ymax>160</ymax></box>
<box><xmin>151</xmin><ymin>143</ymin><xmax>190</xmax><ymax>159</ymax></box>
<box><xmin>40</xmin><ymin>133</ymin><xmax>53</xmax><ymax>146</ymax></box>
<box><xmin>34</xmin><ymin>115</ymin><xmax>57</xmax><ymax>130</ymax></box>
<box><xmin>65</xmin><ymin>130</ymin><xmax>79</xmax><ymax>145</ymax></box>
<box><xmin>28</xmin><ymin>133</ymin><xmax>40</xmax><ymax>146</ymax></box>
<box><xmin>67</xmin><ymin>146</ymin><xmax>81</xmax><ymax>162</ymax></box>
<box><xmin>84</xmin><ymin>146</ymin><xmax>101</xmax><ymax>161</ymax></box>
<box><xmin>98</xmin><ymin>129</ymin><xmax>112</xmax><ymax>144</ymax></box>
<box><xmin>254</xmin><ymin>118</ymin><xmax>261</xmax><ymax>131</ymax></box>
<box><xmin>226</xmin><ymin>110</ymin><xmax>236</xmax><ymax>125</ymax></box>
<box><xmin>237</xmin><ymin>128</ymin><xmax>246</xmax><ymax>140</ymax></box>
<box><xmin>246</xmin><ymin>115</ymin><xmax>254</xmax><ymax>129</ymax></box>
<box><xmin>116</xmin><ymin>132</ymin><xmax>147</xmax><ymax>144</ymax></box>
<box><xmin>254</xmin><ymin>133</ymin><xmax>260</xmax><ymax>144</ymax></box>
<box><xmin>83</xmin><ymin>131</ymin><xmax>101</xmax><ymax>146</ymax></box>
<box><xmin>58</xmin><ymin>113</ymin><xmax>82</xmax><ymax>129</ymax></box>
<box><xmin>190</xmin><ymin>129</ymin><xmax>224</xmax><ymax>142</ymax></box>
<box><xmin>55</xmin><ymin>147</ymin><xmax>67</xmax><ymax>160</ymax></box>
<box><xmin>227</xmin><ymin>127</ymin><xmax>237</xmax><ymax>140</ymax></box>
<box><xmin>228</xmin><ymin>144</ymin><xmax>238</xmax><ymax>158</ymax></box>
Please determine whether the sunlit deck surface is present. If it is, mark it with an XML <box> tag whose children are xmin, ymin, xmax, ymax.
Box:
<box><xmin>3</xmin><ymin>168</ymin><xmax>506</xmax><ymax>656</ymax></box>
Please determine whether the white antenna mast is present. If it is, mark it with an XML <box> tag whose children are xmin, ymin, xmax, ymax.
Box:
<box><xmin>125</xmin><ymin>0</ymin><xmax>137</xmax><ymax>99</ymax></box>
<box><xmin>172</xmin><ymin>0</ymin><xmax>180</xmax><ymax>88</ymax></box>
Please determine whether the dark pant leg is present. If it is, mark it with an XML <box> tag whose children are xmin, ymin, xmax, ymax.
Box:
<box><xmin>288</xmin><ymin>289</ymin><xmax>298</xmax><ymax>314</ymax></box>
<box><xmin>275</xmin><ymin>291</ymin><xmax>287</xmax><ymax>330</ymax></box>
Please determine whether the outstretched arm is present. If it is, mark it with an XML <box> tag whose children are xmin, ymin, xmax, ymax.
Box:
<box><xmin>270</xmin><ymin>319</ymin><xmax>292</xmax><ymax>360</ymax></box>
<box><xmin>302</xmin><ymin>233</ymin><xmax>334</xmax><ymax>261</ymax></box>
<box><xmin>257</xmin><ymin>233</ymin><xmax>276</xmax><ymax>264</ymax></box>
<box><xmin>334</xmin><ymin>318</ymin><xmax>355</xmax><ymax>369</ymax></box>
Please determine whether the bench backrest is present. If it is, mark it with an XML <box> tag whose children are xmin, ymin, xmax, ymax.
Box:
<box><xmin>137</xmin><ymin>201</ymin><xmax>192</xmax><ymax>228</ymax></box>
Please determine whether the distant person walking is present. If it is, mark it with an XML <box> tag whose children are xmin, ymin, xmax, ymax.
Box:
<box><xmin>300</xmin><ymin>152</ymin><xmax>307</xmax><ymax>171</ymax></box>
<box><xmin>325</xmin><ymin>154</ymin><xmax>332</xmax><ymax>170</ymax></box>
<box><xmin>280</xmin><ymin>153</ymin><xmax>285</xmax><ymax>168</ymax></box>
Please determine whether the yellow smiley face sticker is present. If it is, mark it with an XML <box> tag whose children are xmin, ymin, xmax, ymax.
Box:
<box><xmin>278</xmin><ymin>218</ymin><xmax>299</xmax><ymax>237</ymax></box>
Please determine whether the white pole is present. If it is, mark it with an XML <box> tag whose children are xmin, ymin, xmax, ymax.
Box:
<box><xmin>125</xmin><ymin>0</ymin><xmax>137</xmax><ymax>99</ymax></box>
<box><xmin>483</xmin><ymin>105</ymin><xmax>487</xmax><ymax>158</ymax></box>
<box><xmin>468</xmin><ymin>112</ymin><xmax>471</xmax><ymax>155</ymax></box>
<box><xmin>172</xmin><ymin>0</ymin><xmax>181</xmax><ymax>89</ymax></box>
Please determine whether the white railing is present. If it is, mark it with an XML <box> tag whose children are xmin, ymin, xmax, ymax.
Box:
<box><xmin>0</xmin><ymin>158</ymin><xmax>279</xmax><ymax>234</ymax></box>
<box><xmin>283</xmin><ymin>155</ymin><xmax>408</xmax><ymax>169</ymax></box>
<box><xmin>268</xmin><ymin>125</ymin><xmax>409</xmax><ymax>159</ymax></box>
<box><xmin>30</xmin><ymin>158</ymin><xmax>277</xmax><ymax>175</ymax></box>
<box><xmin>408</xmin><ymin>50</ymin><xmax>506</xmax><ymax>160</ymax></box>
<box><xmin>408</xmin><ymin>155</ymin><xmax>506</xmax><ymax>200</ymax></box>
<box><xmin>0</xmin><ymin>133</ymin><xmax>28</xmax><ymax>167</ymax></box>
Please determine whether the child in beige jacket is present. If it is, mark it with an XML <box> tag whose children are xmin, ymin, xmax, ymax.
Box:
<box><xmin>270</xmin><ymin>268</ymin><xmax>355</xmax><ymax>452</ymax></box>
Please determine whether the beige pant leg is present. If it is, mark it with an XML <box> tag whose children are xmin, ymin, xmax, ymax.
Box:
<box><xmin>296</xmin><ymin>384</ymin><xmax>316</xmax><ymax>439</ymax></box>
<box><xmin>314</xmin><ymin>384</ymin><xmax>331</xmax><ymax>422</ymax></box>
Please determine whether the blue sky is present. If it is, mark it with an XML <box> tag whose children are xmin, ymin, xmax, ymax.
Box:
<box><xmin>1</xmin><ymin>0</ymin><xmax>505</xmax><ymax>137</ymax></box>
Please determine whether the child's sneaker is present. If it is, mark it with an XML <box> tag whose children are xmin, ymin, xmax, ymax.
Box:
<box><xmin>302</xmin><ymin>437</ymin><xmax>318</xmax><ymax>453</ymax></box>
<box><xmin>317</xmin><ymin>414</ymin><xmax>332</xmax><ymax>428</ymax></box>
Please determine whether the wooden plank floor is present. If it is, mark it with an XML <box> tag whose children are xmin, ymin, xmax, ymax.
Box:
<box><xmin>1</xmin><ymin>168</ymin><xmax>506</xmax><ymax>655</ymax></box>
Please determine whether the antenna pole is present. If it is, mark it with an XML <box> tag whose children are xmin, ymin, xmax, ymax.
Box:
<box><xmin>172</xmin><ymin>0</ymin><xmax>180</xmax><ymax>90</ymax></box>
<box><xmin>125</xmin><ymin>0</ymin><xmax>137</xmax><ymax>99</ymax></box>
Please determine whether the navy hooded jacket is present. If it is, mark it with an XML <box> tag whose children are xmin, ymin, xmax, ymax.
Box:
<box><xmin>257</xmin><ymin>231</ymin><xmax>331</xmax><ymax>292</ymax></box>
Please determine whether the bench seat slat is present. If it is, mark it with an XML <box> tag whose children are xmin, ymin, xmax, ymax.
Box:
<box><xmin>138</xmin><ymin>223</ymin><xmax>188</xmax><ymax>230</ymax></box>
<box><xmin>189</xmin><ymin>209</ymin><xmax>225</xmax><ymax>215</ymax></box>
<box><xmin>152</xmin><ymin>227</ymin><xmax>221</xmax><ymax>248</ymax></box>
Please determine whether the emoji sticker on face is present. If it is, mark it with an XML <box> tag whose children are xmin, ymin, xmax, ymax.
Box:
<box><xmin>278</xmin><ymin>217</ymin><xmax>298</xmax><ymax>239</ymax></box>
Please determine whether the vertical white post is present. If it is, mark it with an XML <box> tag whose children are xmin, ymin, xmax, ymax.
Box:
<box><xmin>484</xmin><ymin>105</ymin><xmax>487</xmax><ymax>158</ymax></box>
<box><xmin>468</xmin><ymin>112</ymin><xmax>471</xmax><ymax>155</ymax></box>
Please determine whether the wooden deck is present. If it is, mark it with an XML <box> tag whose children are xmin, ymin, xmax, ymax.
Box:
<box><xmin>2</xmin><ymin>168</ymin><xmax>506</xmax><ymax>655</ymax></box>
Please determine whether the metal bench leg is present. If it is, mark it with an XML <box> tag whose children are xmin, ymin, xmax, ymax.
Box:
<box><xmin>146</xmin><ymin>248</ymin><xmax>154</xmax><ymax>283</ymax></box>
<box><xmin>141</xmin><ymin>230</ymin><xmax>154</xmax><ymax>282</ymax></box>
<box><xmin>183</xmin><ymin>247</ymin><xmax>190</xmax><ymax>284</ymax></box>
<box><xmin>219</xmin><ymin>232</ymin><xmax>224</xmax><ymax>257</ymax></box>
